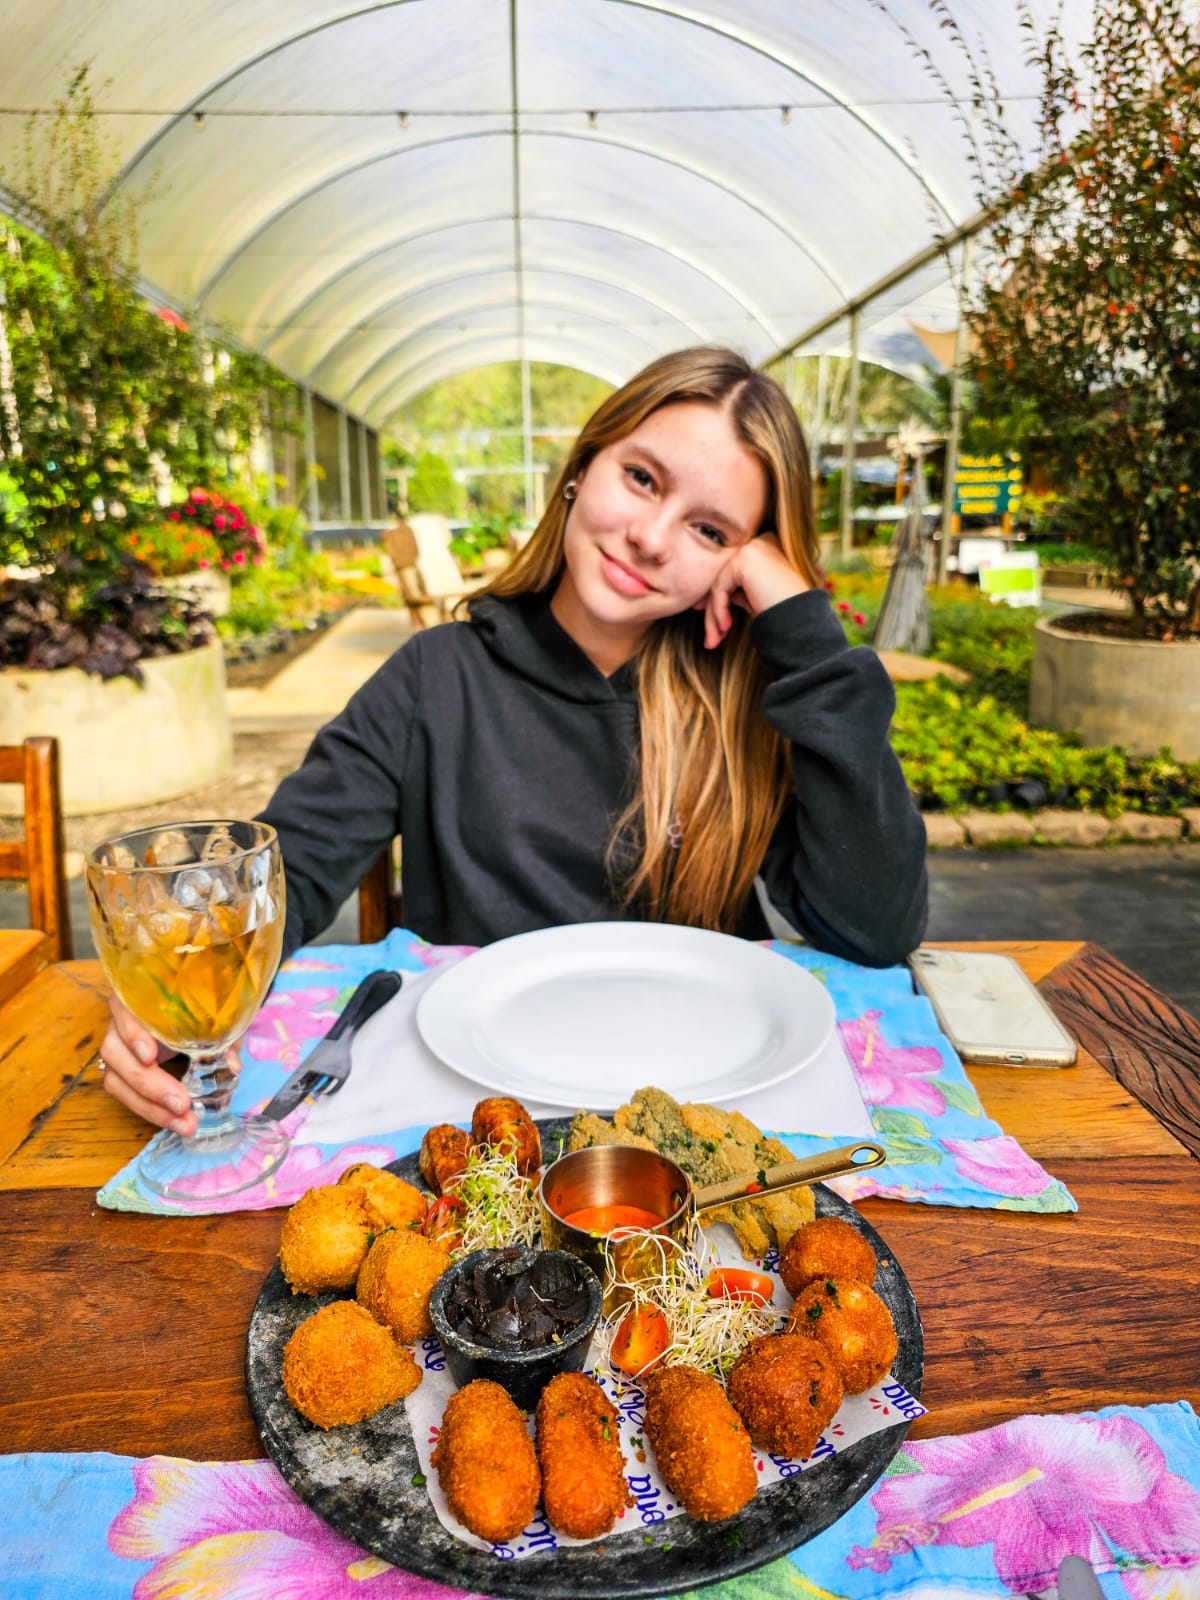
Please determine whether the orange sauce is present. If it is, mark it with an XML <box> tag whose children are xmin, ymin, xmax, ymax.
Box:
<box><xmin>563</xmin><ymin>1204</ymin><xmax>665</xmax><ymax>1235</ymax></box>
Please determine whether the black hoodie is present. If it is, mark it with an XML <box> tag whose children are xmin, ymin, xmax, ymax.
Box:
<box><xmin>259</xmin><ymin>588</ymin><xmax>927</xmax><ymax>966</ymax></box>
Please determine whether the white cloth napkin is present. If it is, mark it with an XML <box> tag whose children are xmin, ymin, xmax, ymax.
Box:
<box><xmin>298</xmin><ymin>963</ymin><xmax>875</xmax><ymax>1145</ymax></box>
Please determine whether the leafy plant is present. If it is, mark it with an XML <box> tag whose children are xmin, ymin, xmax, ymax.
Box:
<box><xmin>944</xmin><ymin>1</ymin><xmax>1200</xmax><ymax>633</ymax></box>
<box><xmin>449</xmin><ymin>509</ymin><xmax>516</xmax><ymax>566</ymax></box>
<box><xmin>123</xmin><ymin>521</ymin><xmax>223</xmax><ymax>578</ymax></box>
<box><xmin>0</xmin><ymin>67</ymin><xmax>293</xmax><ymax>674</ymax></box>
<box><xmin>163</xmin><ymin>487</ymin><xmax>267</xmax><ymax>573</ymax></box>
<box><xmin>0</xmin><ymin>570</ymin><xmax>214</xmax><ymax>681</ymax></box>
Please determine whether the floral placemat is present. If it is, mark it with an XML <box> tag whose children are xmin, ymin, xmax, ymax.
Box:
<box><xmin>5</xmin><ymin>1402</ymin><xmax>1198</xmax><ymax>1598</ymax></box>
<box><xmin>97</xmin><ymin>931</ymin><xmax>1074</xmax><ymax>1216</ymax></box>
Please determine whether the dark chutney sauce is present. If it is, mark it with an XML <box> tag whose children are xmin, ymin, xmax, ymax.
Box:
<box><xmin>443</xmin><ymin>1246</ymin><xmax>590</xmax><ymax>1351</ymax></box>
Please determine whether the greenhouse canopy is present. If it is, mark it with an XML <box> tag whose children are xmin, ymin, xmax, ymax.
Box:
<box><xmin>0</xmin><ymin>1</ymin><xmax>1087</xmax><ymax>425</ymax></box>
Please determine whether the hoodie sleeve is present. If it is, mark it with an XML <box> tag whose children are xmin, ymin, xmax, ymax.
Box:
<box><xmin>257</xmin><ymin>639</ymin><xmax>421</xmax><ymax>958</ymax></box>
<box><xmin>748</xmin><ymin>589</ymin><xmax>928</xmax><ymax>968</ymax></box>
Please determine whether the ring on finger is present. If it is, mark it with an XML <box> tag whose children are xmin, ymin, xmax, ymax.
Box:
<box><xmin>96</xmin><ymin>1055</ymin><xmax>108</xmax><ymax>1074</ymax></box>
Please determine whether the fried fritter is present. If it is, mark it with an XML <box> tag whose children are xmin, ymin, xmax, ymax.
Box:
<box><xmin>535</xmin><ymin>1372</ymin><xmax>633</xmax><ymax>1539</ymax></box>
<box><xmin>778</xmin><ymin>1215</ymin><xmax>877</xmax><ymax>1297</ymax></box>
<box><xmin>786</xmin><ymin>1277</ymin><xmax>898</xmax><ymax>1394</ymax></box>
<box><xmin>282</xmin><ymin>1299</ymin><xmax>420</xmax><ymax>1429</ymax></box>
<box><xmin>337</xmin><ymin>1163</ymin><xmax>427</xmax><ymax>1231</ymax></box>
<box><xmin>356</xmin><ymin>1227</ymin><xmax>451</xmax><ymax>1342</ymax></box>
<box><xmin>278</xmin><ymin>1184</ymin><xmax>371</xmax><ymax>1295</ymax></box>
<box><xmin>432</xmin><ymin>1379</ymin><xmax>541</xmax><ymax>1544</ymax></box>
<box><xmin>568</xmin><ymin>1087</ymin><xmax>814</xmax><ymax>1259</ymax></box>
<box><xmin>643</xmin><ymin>1364</ymin><xmax>757</xmax><ymax>1521</ymax></box>
<box><xmin>727</xmin><ymin>1334</ymin><xmax>843</xmax><ymax>1460</ymax></box>
<box><xmin>471</xmin><ymin>1097</ymin><xmax>541</xmax><ymax>1174</ymax></box>
<box><xmin>418</xmin><ymin>1124</ymin><xmax>473</xmax><ymax>1195</ymax></box>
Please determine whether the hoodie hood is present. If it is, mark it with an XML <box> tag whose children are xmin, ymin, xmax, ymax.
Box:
<box><xmin>467</xmin><ymin>590</ymin><xmax>638</xmax><ymax>706</ymax></box>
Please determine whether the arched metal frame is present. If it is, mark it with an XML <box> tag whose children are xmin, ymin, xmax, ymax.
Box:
<box><xmin>315</xmin><ymin>266</ymin><xmax>712</xmax><ymax>399</ymax></box>
<box><xmin>0</xmin><ymin>0</ymin><xmax>1067</xmax><ymax>410</ymax></box>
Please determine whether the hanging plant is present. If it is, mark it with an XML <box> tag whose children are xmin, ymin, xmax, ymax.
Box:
<box><xmin>0</xmin><ymin>66</ymin><xmax>294</xmax><ymax>675</ymax></box>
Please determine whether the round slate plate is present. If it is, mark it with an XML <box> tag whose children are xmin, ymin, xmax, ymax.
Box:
<box><xmin>247</xmin><ymin>1117</ymin><xmax>924</xmax><ymax>1600</ymax></box>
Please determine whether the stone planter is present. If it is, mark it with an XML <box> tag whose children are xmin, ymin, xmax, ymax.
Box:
<box><xmin>1029</xmin><ymin>615</ymin><xmax>1200</xmax><ymax>759</ymax></box>
<box><xmin>158</xmin><ymin>567</ymin><xmax>232</xmax><ymax>617</ymax></box>
<box><xmin>0</xmin><ymin>640</ymin><xmax>232</xmax><ymax>817</ymax></box>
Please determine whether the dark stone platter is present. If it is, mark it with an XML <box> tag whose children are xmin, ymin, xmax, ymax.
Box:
<box><xmin>246</xmin><ymin>1116</ymin><xmax>924</xmax><ymax>1599</ymax></box>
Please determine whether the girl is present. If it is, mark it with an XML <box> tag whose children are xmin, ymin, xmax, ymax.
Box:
<box><xmin>100</xmin><ymin>347</ymin><xmax>926</xmax><ymax>1133</ymax></box>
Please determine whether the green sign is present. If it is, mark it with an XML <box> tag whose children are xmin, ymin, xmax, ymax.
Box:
<box><xmin>954</xmin><ymin>453</ymin><xmax>1023</xmax><ymax>518</ymax></box>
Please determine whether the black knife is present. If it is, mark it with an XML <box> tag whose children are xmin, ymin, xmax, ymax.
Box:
<box><xmin>260</xmin><ymin>969</ymin><xmax>404</xmax><ymax>1121</ymax></box>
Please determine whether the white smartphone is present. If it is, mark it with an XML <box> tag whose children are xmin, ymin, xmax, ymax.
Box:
<box><xmin>908</xmin><ymin>949</ymin><xmax>1078</xmax><ymax>1067</ymax></box>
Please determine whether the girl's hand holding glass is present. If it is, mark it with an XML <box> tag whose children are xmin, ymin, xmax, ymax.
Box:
<box><xmin>86</xmin><ymin>819</ymin><xmax>286</xmax><ymax>1203</ymax></box>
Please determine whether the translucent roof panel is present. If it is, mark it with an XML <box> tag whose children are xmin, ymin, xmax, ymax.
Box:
<box><xmin>0</xmin><ymin>0</ymin><xmax>1088</xmax><ymax>415</ymax></box>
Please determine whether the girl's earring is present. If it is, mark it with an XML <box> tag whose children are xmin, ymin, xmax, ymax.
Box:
<box><xmin>563</xmin><ymin>480</ymin><xmax>578</xmax><ymax>501</ymax></box>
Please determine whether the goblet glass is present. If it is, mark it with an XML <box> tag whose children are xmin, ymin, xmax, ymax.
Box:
<box><xmin>85</xmin><ymin>819</ymin><xmax>288</xmax><ymax>1203</ymax></box>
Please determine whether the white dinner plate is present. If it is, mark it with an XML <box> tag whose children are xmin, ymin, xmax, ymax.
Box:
<box><xmin>415</xmin><ymin>922</ymin><xmax>836</xmax><ymax>1111</ymax></box>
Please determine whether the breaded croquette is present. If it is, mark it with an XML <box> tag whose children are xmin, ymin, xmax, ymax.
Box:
<box><xmin>786</xmin><ymin>1277</ymin><xmax>899</xmax><ymax>1393</ymax></box>
<box><xmin>471</xmin><ymin>1097</ymin><xmax>542</xmax><ymax>1174</ymax></box>
<box><xmin>418</xmin><ymin>1123</ymin><xmax>473</xmax><ymax>1195</ymax></box>
<box><xmin>278</xmin><ymin>1184</ymin><xmax>371</xmax><ymax>1295</ymax></box>
<box><xmin>432</xmin><ymin>1379</ymin><xmax>541</xmax><ymax>1543</ymax></box>
<box><xmin>337</xmin><ymin>1163</ymin><xmax>428</xmax><ymax>1231</ymax></box>
<box><xmin>727</xmin><ymin>1334</ymin><xmax>844</xmax><ymax>1460</ymax></box>
<box><xmin>778</xmin><ymin>1215</ymin><xmax>877</xmax><ymax>1298</ymax></box>
<box><xmin>356</xmin><ymin>1228</ymin><xmax>451</xmax><ymax>1342</ymax></box>
<box><xmin>282</xmin><ymin>1300</ymin><xmax>420</xmax><ymax>1429</ymax></box>
<box><xmin>535</xmin><ymin>1372</ymin><xmax>633</xmax><ymax>1539</ymax></box>
<box><xmin>643</xmin><ymin>1364</ymin><xmax>757</xmax><ymax>1521</ymax></box>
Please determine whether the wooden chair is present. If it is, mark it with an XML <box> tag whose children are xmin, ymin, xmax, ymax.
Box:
<box><xmin>380</xmin><ymin>520</ymin><xmax>473</xmax><ymax>630</ymax></box>
<box><xmin>358</xmin><ymin>837</ymin><xmax>404</xmax><ymax>944</ymax></box>
<box><xmin>0</xmin><ymin>737</ymin><xmax>73</xmax><ymax>961</ymax></box>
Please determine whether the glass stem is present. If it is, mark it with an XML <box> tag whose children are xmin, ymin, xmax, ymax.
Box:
<box><xmin>184</xmin><ymin>1049</ymin><xmax>240</xmax><ymax>1135</ymax></box>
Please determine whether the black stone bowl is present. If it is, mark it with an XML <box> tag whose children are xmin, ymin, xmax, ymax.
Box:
<box><xmin>428</xmin><ymin>1245</ymin><xmax>603</xmax><ymax>1411</ymax></box>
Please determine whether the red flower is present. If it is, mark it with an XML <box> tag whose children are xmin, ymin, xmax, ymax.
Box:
<box><xmin>837</xmin><ymin>601</ymin><xmax>851</xmax><ymax>613</ymax></box>
<box><xmin>853</xmin><ymin>612</ymin><xmax>867</xmax><ymax>625</ymax></box>
<box><xmin>213</xmin><ymin>514</ymin><xmax>226</xmax><ymax>529</ymax></box>
<box><xmin>233</xmin><ymin>549</ymin><xmax>246</xmax><ymax>565</ymax></box>
<box><xmin>191</xmin><ymin>488</ymin><xmax>208</xmax><ymax>503</ymax></box>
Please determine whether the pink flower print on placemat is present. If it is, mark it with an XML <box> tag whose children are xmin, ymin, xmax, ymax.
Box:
<box><xmin>109</xmin><ymin>1457</ymin><xmax>472</xmax><ymax>1599</ymax></box>
<box><xmin>409</xmin><ymin>941</ymin><xmax>477</xmax><ymax>969</ymax></box>
<box><xmin>942</xmin><ymin>1135</ymin><xmax>1056</xmax><ymax>1199</ymax></box>
<box><xmin>244</xmin><ymin>986</ymin><xmax>340</xmax><ymax>1072</ymax></box>
<box><xmin>839</xmin><ymin>1012</ymin><xmax>949</xmax><ymax>1119</ymax></box>
<box><xmin>847</xmin><ymin>1412</ymin><xmax>1200</xmax><ymax>1593</ymax></box>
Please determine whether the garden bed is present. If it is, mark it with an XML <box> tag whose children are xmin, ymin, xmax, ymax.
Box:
<box><xmin>826</xmin><ymin>570</ymin><xmax>1200</xmax><ymax>817</ymax></box>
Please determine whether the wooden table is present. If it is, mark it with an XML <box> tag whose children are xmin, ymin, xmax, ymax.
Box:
<box><xmin>1</xmin><ymin>939</ymin><xmax>1198</xmax><ymax>1461</ymax></box>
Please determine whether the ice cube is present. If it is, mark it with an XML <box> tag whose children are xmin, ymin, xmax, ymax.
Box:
<box><xmin>173</xmin><ymin>868</ymin><xmax>213</xmax><ymax>908</ymax></box>
<box><xmin>145</xmin><ymin>829</ymin><xmax>194</xmax><ymax>868</ymax></box>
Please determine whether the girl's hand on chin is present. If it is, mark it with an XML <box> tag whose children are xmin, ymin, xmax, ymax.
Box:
<box><xmin>696</xmin><ymin>534</ymin><xmax>810</xmax><ymax>649</ymax></box>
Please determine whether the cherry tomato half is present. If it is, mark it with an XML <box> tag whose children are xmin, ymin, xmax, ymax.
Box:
<box><xmin>422</xmin><ymin>1194</ymin><xmax>465</xmax><ymax>1251</ymax></box>
<box><xmin>610</xmin><ymin>1301</ymin><xmax>670</xmax><ymax>1377</ymax></box>
<box><xmin>706</xmin><ymin>1267</ymin><xmax>775</xmax><ymax>1306</ymax></box>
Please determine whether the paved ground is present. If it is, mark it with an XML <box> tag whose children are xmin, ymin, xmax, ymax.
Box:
<box><xmin>4</xmin><ymin>604</ymin><xmax>1198</xmax><ymax>1016</ymax></box>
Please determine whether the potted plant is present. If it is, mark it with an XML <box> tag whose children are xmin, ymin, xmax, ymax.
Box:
<box><xmin>449</xmin><ymin>510</ymin><xmax>516</xmax><ymax>576</ymax></box>
<box><xmin>937</xmin><ymin>1</ymin><xmax>1200</xmax><ymax>755</ymax></box>
<box><xmin>0</xmin><ymin>70</ymin><xmax>285</xmax><ymax>813</ymax></box>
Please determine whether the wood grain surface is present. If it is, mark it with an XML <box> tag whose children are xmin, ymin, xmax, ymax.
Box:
<box><xmin>1040</xmin><ymin>943</ymin><xmax>1200</xmax><ymax>1161</ymax></box>
<box><xmin>0</xmin><ymin>928</ymin><xmax>49</xmax><ymax>1010</ymax></box>
<box><xmin>1</xmin><ymin>939</ymin><xmax>1198</xmax><ymax>1465</ymax></box>
<box><xmin>3</xmin><ymin>1160</ymin><xmax>1198</xmax><ymax>1459</ymax></box>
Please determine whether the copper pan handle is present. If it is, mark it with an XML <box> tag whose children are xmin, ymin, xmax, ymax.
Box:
<box><xmin>692</xmin><ymin>1141</ymin><xmax>886</xmax><ymax>1214</ymax></box>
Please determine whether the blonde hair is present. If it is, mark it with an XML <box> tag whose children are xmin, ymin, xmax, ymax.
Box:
<box><xmin>478</xmin><ymin>347</ymin><xmax>820</xmax><ymax>932</ymax></box>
